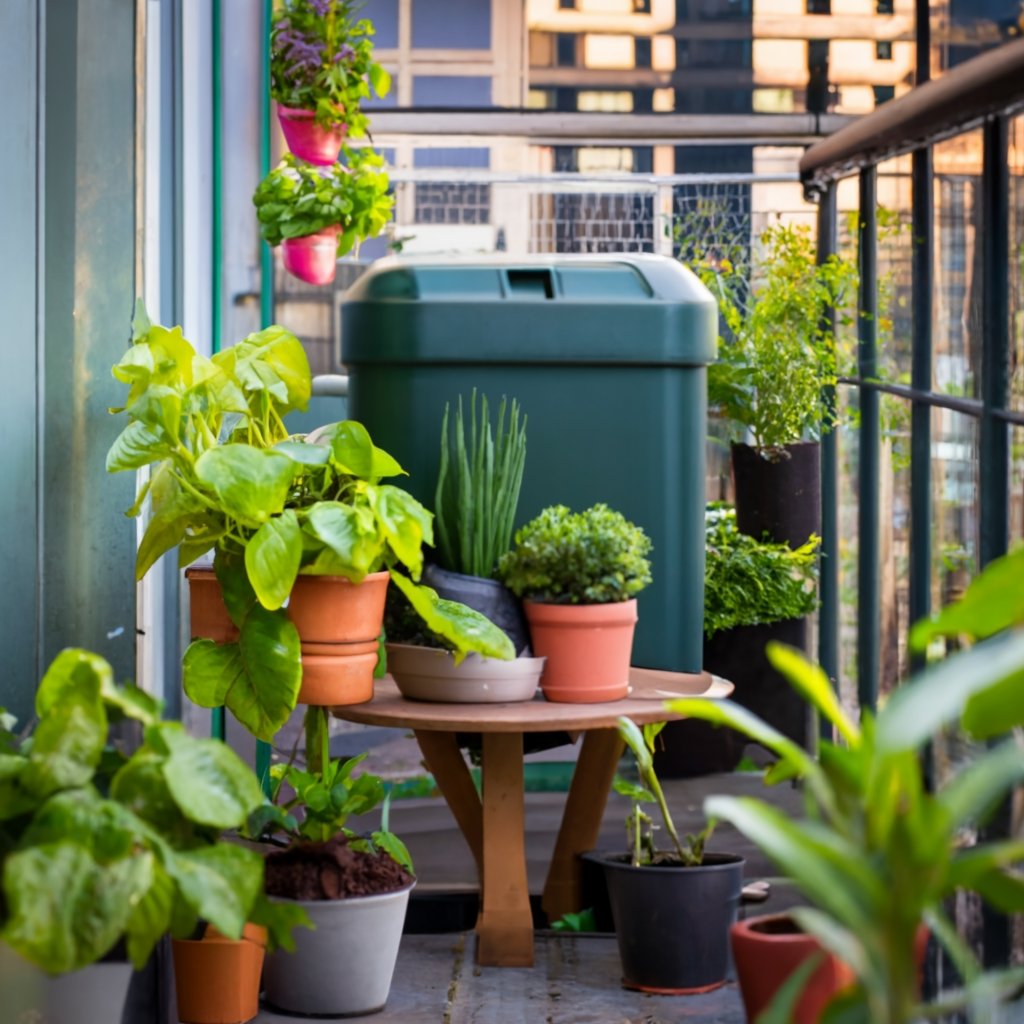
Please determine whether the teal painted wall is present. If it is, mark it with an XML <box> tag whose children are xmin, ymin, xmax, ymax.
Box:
<box><xmin>0</xmin><ymin>0</ymin><xmax>138</xmax><ymax>722</ymax></box>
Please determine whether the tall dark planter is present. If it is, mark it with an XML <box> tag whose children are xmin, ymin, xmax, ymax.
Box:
<box><xmin>731</xmin><ymin>441</ymin><xmax>821</xmax><ymax>548</ymax></box>
<box><xmin>654</xmin><ymin>618</ymin><xmax>811</xmax><ymax>778</ymax></box>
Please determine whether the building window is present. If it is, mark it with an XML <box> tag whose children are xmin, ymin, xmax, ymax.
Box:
<box><xmin>634</xmin><ymin>37</ymin><xmax>652</xmax><ymax>68</ymax></box>
<box><xmin>877</xmin><ymin>0</ymin><xmax>894</xmax><ymax>12</ymax></box>
<box><xmin>806</xmin><ymin>0</ymin><xmax>830</xmax><ymax>12</ymax></box>
<box><xmin>556</xmin><ymin>33</ymin><xmax>577</xmax><ymax>67</ymax></box>
<box><xmin>559</xmin><ymin>0</ymin><xmax>576</xmax><ymax>8</ymax></box>
<box><xmin>876</xmin><ymin>40</ymin><xmax>893</xmax><ymax>60</ymax></box>
<box><xmin>873</xmin><ymin>84</ymin><xmax>895</xmax><ymax>106</ymax></box>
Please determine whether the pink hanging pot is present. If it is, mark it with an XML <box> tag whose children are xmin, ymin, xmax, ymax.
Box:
<box><xmin>277</xmin><ymin>105</ymin><xmax>347</xmax><ymax>165</ymax></box>
<box><xmin>281</xmin><ymin>225</ymin><xmax>341</xmax><ymax>286</ymax></box>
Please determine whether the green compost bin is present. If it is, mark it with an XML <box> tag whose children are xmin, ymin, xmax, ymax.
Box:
<box><xmin>340</xmin><ymin>255</ymin><xmax>717</xmax><ymax>674</ymax></box>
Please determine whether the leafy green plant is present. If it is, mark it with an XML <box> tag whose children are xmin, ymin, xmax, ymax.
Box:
<box><xmin>497</xmin><ymin>504</ymin><xmax>652</xmax><ymax>604</ymax></box>
<box><xmin>0</xmin><ymin>649</ymin><xmax>305</xmax><ymax>975</ymax></box>
<box><xmin>670</xmin><ymin>545</ymin><xmax>1024</xmax><ymax>1023</ymax></box>
<box><xmin>108</xmin><ymin>309</ymin><xmax>513</xmax><ymax>742</ymax></box>
<box><xmin>550</xmin><ymin>908</ymin><xmax>597</xmax><ymax>932</ymax></box>
<box><xmin>696</xmin><ymin>222</ymin><xmax>857</xmax><ymax>451</ymax></box>
<box><xmin>252</xmin><ymin>150</ymin><xmax>392</xmax><ymax>256</ymax></box>
<box><xmin>270</xmin><ymin>0</ymin><xmax>391</xmax><ymax>135</ymax></box>
<box><xmin>703</xmin><ymin>503</ymin><xmax>819</xmax><ymax>638</ymax></box>
<box><xmin>434</xmin><ymin>391</ymin><xmax>528</xmax><ymax>579</ymax></box>
<box><xmin>613</xmin><ymin>718</ymin><xmax>713</xmax><ymax>868</ymax></box>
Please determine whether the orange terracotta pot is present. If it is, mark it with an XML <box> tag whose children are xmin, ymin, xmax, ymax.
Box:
<box><xmin>288</xmin><ymin>572</ymin><xmax>390</xmax><ymax>644</ymax></box>
<box><xmin>523</xmin><ymin>599</ymin><xmax>637</xmax><ymax>703</ymax></box>
<box><xmin>172</xmin><ymin>923</ymin><xmax>267</xmax><ymax>1024</ymax></box>
<box><xmin>298</xmin><ymin>646</ymin><xmax>379</xmax><ymax>706</ymax></box>
<box><xmin>184</xmin><ymin>567</ymin><xmax>239</xmax><ymax>644</ymax></box>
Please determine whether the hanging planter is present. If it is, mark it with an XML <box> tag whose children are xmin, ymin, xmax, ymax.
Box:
<box><xmin>277</xmin><ymin>105</ymin><xmax>347</xmax><ymax>165</ymax></box>
<box><xmin>281</xmin><ymin>225</ymin><xmax>341</xmax><ymax>286</ymax></box>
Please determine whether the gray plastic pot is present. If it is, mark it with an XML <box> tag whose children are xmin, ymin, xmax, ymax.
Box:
<box><xmin>262</xmin><ymin>882</ymin><xmax>414</xmax><ymax>1017</ymax></box>
<box><xmin>583</xmin><ymin>851</ymin><xmax>744</xmax><ymax>994</ymax></box>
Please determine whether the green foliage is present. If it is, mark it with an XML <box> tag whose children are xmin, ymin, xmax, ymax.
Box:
<box><xmin>109</xmin><ymin>310</ymin><xmax>514</xmax><ymax>742</ymax></box>
<box><xmin>703</xmin><ymin>503</ymin><xmax>819</xmax><ymax>638</ymax></box>
<box><xmin>498</xmin><ymin>504</ymin><xmax>652</xmax><ymax>604</ymax></box>
<box><xmin>0</xmin><ymin>649</ymin><xmax>304</xmax><ymax>974</ymax></box>
<box><xmin>614</xmin><ymin>718</ymin><xmax>712</xmax><ymax>867</ymax></box>
<box><xmin>270</xmin><ymin>0</ymin><xmax>391</xmax><ymax>136</ymax></box>
<box><xmin>252</xmin><ymin>150</ymin><xmax>393</xmax><ymax>256</ymax></box>
<box><xmin>550</xmin><ymin>908</ymin><xmax>597</xmax><ymax>933</ymax></box>
<box><xmin>694</xmin><ymin>222</ymin><xmax>857</xmax><ymax>450</ymax></box>
<box><xmin>669</xmin><ymin>547</ymin><xmax>1024</xmax><ymax>1024</ymax></box>
<box><xmin>434</xmin><ymin>391</ymin><xmax>528</xmax><ymax>579</ymax></box>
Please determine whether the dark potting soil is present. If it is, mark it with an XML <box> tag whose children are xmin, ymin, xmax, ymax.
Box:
<box><xmin>264</xmin><ymin>836</ymin><xmax>414</xmax><ymax>901</ymax></box>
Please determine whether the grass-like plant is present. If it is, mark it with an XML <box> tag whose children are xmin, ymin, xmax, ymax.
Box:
<box><xmin>434</xmin><ymin>391</ymin><xmax>527</xmax><ymax>579</ymax></box>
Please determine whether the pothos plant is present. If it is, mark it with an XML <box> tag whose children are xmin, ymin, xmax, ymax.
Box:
<box><xmin>253</xmin><ymin>149</ymin><xmax>393</xmax><ymax>255</ymax></box>
<box><xmin>271</xmin><ymin>0</ymin><xmax>391</xmax><ymax>136</ymax></box>
<box><xmin>107</xmin><ymin>306</ymin><xmax>513</xmax><ymax>742</ymax></box>
<box><xmin>0</xmin><ymin>649</ymin><xmax>306</xmax><ymax>975</ymax></box>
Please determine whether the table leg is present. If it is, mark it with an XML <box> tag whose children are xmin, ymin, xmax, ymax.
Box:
<box><xmin>413</xmin><ymin>730</ymin><xmax>483</xmax><ymax>875</ymax></box>
<box><xmin>477</xmin><ymin>732</ymin><xmax>534</xmax><ymax>967</ymax></box>
<box><xmin>541</xmin><ymin>728</ymin><xmax>624</xmax><ymax>924</ymax></box>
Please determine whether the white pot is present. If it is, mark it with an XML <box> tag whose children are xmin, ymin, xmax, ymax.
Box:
<box><xmin>386</xmin><ymin>643</ymin><xmax>545</xmax><ymax>703</ymax></box>
<box><xmin>262</xmin><ymin>882</ymin><xmax>414</xmax><ymax>1016</ymax></box>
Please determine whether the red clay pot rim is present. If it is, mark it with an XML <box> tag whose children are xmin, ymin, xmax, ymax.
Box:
<box><xmin>524</xmin><ymin>598</ymin><xmax>637</xmax><ymax>624</ymax></box>
<box><xmin>623</xmin><ymin>978</ymin><xmax>727</xmax><ymax>995</ymax></box>
<box><xmin>292</xmin><ymin>570</ymin><xmax>390</xmax><ymax>587</ymax></box>
<box><xmin>732</xmin><ymin>912</ymin><xmax>816</xmax><ymax>942</ymax></box>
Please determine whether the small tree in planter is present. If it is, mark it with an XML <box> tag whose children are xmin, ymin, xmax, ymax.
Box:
<box><xmin>270</xmin><ymin>0</ymin><xmax>391</xmax><ymax>164</ymax></box>
<box><xmin>584</xmin><ymin>717</ymin><xmax>743</xmax><ymax>993</ymax></box>
<box><xmin>497</xmin><ymin>504</ymin><xmax>652</xmax><ymax>703</ymax></box>
<box><xmin>252</xmin><ymin>149</ymin><xmax>392</xmax><ymax>285</ymax></box>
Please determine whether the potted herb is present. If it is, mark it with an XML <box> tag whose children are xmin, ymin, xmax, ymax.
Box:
<box><xmin>270</xmin><ymin>0</ymin><xmax>391</xmax><ymax>164</ymax></box>
<box><xmin>670</xmin><ymin>545</ymin><xmax>1024</xmax><ymax>1023</ymax></box>
<box><xmin>252</xmin><ymin>149</ymin><xmax>392</xmax><ymax>286</ymax></box>
<box><xmin>252</xmin><ymin>707</ymin><xmax>415</xmax><ymax>1016</ymax></box>
<box><xmin>656</xmin><ymin>503</ymin><xmax>820</xmax><ymax>776</ymax></box>
<box><xmin>107</xmin><ymin>309</ymin><xmax>513</xmax><ymax>742</ymax></box>
<box><xmin>583</xmin><ymin>717</ymin><xmax>743</xmax><ymax>993</ymax></box>
<box><xmin>0</xmin><ymin>649</ymin><xmax>303</xmax><ymax>1024</ymax></box>
<box><xmin>497</xmin><ymin>503</ymin><xmax>652</xmax><ymax>703</ymax></box>
<box><xmin>697</xmin><ymin>222</ymin><xmax>856</xmax><ymax>547</ymax></box>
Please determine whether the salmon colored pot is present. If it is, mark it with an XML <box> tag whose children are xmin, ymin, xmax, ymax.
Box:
<box><xmin>523</xmin><ymin>599</ymin><xmax>637</xmax><ymax>703</ymax></box>
<box><xmin>288</xmin><ymin>572</ymin><xmax>390</xmax><ymax>644</ymax></box>
<box><xmin>281</xmin><ymin>226</ymin><xmax>340</xmax><ymax>286</ymax></box>
<box><xmin>184</xmin><ymin>567</ymin><xmax>238</xmax><ymax>644</ymax></box>
<box><xmin>277</xmin><ymin>105</ymin><xmax>347</xmax><ymax>165</ymax></box>
<box><xmin>298</xmin><ymin>647</ymin><xmax>379</xmax><ymax>706</ymax></box>
<box><xmin>172</xmin><ymin>923</ymin><xmax>267</xmax><ymax>1024</ymax></box>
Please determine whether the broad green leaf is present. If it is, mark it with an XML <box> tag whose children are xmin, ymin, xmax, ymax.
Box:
<box><xmin>962</xmin><ymin>672</ymin><xmax>1024</xmax><ymax>739</ymax></box>
<box><xmin>164</xmin><ymin>844</ymin><xmax>262</xmax><ymax>940</ymax></box>
<box><xmin>938</xmin><ymin>740</ymin><xmax>1024</xmax><ymax>828</ymax></box>
<box><xmin>876</xmin><ymin>630</ymin><xmax>1024</xmax><ymax>753</ymax></box>
<box><xmin>35</xmin><ymin>648</ymin><xmax>110</xmax><ymax>717</ymax></box>
<box><xmin>249</xmin><ymin>892</ymin><xmax>313</xmax><ymax>954</ymax></box>
<box><xmin>182</xmin><ymin>639</ymin><xmax>238</xmax><ymax>708</ymax></box>
<box><xmin>948</xmin><ymin>839</ymin><xmax>1024</xmax><ymax>906</ymax></box>
<box><xmin>110</xmin><ymin>751</ymin><xmax>189</xmax><ymax>839</ymax></box>
<box><xmin>819</xmin><ymin>989</ymin><xmax>872</xmax><ymax>1024</ymax></box>
<box><xmin>21</xmin><ymin>690</ymin><xmax>107</xmax><ymax>798</ymax></box>
<box><xmin>373</xmin><ymin>830</ymin><xmax>414</xmax><ymax>874</ymax></box>
<box><xmin>102</xmin><ymin>682</ymin><xmax>161</xmax><ymax>726</ymax></box>
<box><xmin>127</xmin><ymin>384</ymin><xmax>182</xmax><ymax>444</ymax></box>
<box><xmin>304</xmin><ymin>501</ymin><xmax>382</xmax><ymax>579</ymax></box>
<box><xmin>112</xmin><ymin>340</ymin><xmax>155</xmax><ymax>384</ymax></box>
<box><xmin>0</xmin><ymin>754</ymin><xmax>34</xmax><ymax>821</ymax></box>
<box><xmin>132</xmin><ymin>298</ymin><xmax>153</xmax><ymax>343</ymax></box>
<box><xmin>194</xmin><ymin>444</ymin><xmax>297</xmax><ymax>526</ymax></box>
<box><xmin>21</xmin><ymin>790</ymin><xmax>152</xmax><ymax>862</ymax></box>
<box><xmin>3</xmin><ymin>842</ymin><xmax>154</xmax><ymax>973</ymax></box>
<box><xmin>274</xmin><ymin>439</ymin><xmax>330</xmax><ymax>465</ymax></box>
<box><xmin>389</xmin><ymin>573</ymin><xmax>514</xmax><ymax>662</ymax></box>
<box><xmin>189</xmin><ymin>355</ymin><xmax>249</xmax><ymax>416</ymax></box>
<box><xmin>162</xmin><ymin>732</ymin><xmax>264</xmax><ymax>829</ymax></box>
<box><xmin>612</xmin><ymin>777</ymin><xmax>654</xmax><ymax>802</ymax></box>
<box><xmin>148</xmin><ymin>325</ymin><xmax>196</xmax><ymax>386</ymax></box>
<box><xmin>105</xmin><ymin>420</ymin><xmax>172</xmax><ymax>472</ymax></box>
<box><xmin>125</xmin><ymin>860</ymin><xmax>176</xmax><ymax>968</ymax></box>
<box><xmin>216</xmin><ymin>326</ymin><xmax>311</xmax><ymax>414</ymax></box>
<box><xmin>329</xmin><ymin>421</ymin><xmax>405</xmax><ymax>479</ymax></box>
<box><xmin>135</xmin><ymin>504</ymin><xmax>193</xmax><ymax>580</ymax></box>
<box><xmin>246</xmin><ymin>510</ymin><xmax>303</xmax><ymax>610</ymax></box>
<box><xmin>368</xmin><ymin>63</ymin><xmax>392</xmax><ymax>98</ymax></box>
<box><xmin>215</xmin><ymin>549</ymin><xmax>258</xmax><ymax>627</ymax></box>
<box><xmin>368</xmin><ymin>484</ymin><xmax>433</xmax><ymax>576</ymax></box>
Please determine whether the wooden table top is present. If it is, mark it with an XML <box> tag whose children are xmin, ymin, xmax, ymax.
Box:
<box><xmin>333</xmin><ymin>668</ymin><xmax>733</xmax><ymax>733</ymax></box>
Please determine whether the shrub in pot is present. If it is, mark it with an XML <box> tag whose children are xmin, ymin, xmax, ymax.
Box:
<box><xmin>497</xmin><ymin>503</ymin><xmax>652</xmax><ymax>702</ymax></box>
<box><xmin>584</xmin><ymin>717</ymin><xmax>743</xmax><ymax>993</ymax></box>
<box><xmin>252</xmin><ymin>149</ymin><xmax>392</xmax><ymax>285</ymax></box>
<box><xmin>670</xmin><ymin>544</ymin><xmax>1024</xmax><ymax>1023</ymax></box>
<box><xmin>270</xmin><ymin>0</ymin><xmax>391</xmax><ymax>164</ymax></box>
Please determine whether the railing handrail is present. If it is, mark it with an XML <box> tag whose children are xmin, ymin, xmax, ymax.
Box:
<box><xmin>800</xmin><ymin>35</ymin><xmax>1024</xmax><ymax>195</ymax></box>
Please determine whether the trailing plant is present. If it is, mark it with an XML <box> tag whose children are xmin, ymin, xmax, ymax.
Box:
<box><xmin>613</xmin><ymin>718</ymin><xmax>714</xmax><ymax>868</ymax></box>
<box><xmin>253</xmin><ymin>149</ymin><xmax>393</xmax><ymax>255</ymax></box>
<box><xmin>670</xmin><ymin>544</ymin><xmax>1024</xmax><ymax>1023</ymax></box>
<box><xmin>0</xmin><ymin>649</ymin><xmax>306</xmax><ymax>975</ymax></box>
<box><xmin>497</xmin><ymin>504</ymin><xmax>652</xmax><ymax>605</ymax></box>
<box><xmin>434</xmin><ymin>391</ymin><xmax>528</xmax><ymax>579</ymax></box>
<box><xmin>270</xmin><ymin>0</ymin><xmax>390</xmax><ymax>135</ymax></box>
<box><xmin>695</xmin><ymin>221</ymin><xmax>857</xmax><ymax>451</ymax></box>
<box><xmin>703</xmin><ymin>503</ymin><xmax>819</xmax><ymax>638</ymax></box>
<box><xmin>108</xmin><ymin>308</ymin><xmax>513</xmax><ymax>742</ymax></box>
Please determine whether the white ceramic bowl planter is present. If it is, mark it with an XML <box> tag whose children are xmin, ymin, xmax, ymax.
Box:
<box><xmin>385</xmin><ymin>644</ymin><xmax>545</xmax><ymax>703</ymax></box>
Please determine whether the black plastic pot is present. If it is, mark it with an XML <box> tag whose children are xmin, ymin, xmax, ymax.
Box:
<box><xmin>731</xmin><ymin>441</ymin><xmax>821</xmax><ymax>548</ymax></box>
<box><xmin>583</xmin><ymin>851</ymin><xmax>745</xmax><ymax>993</ymax></box>
<box><xmin>422</xmin><ymin>564</ymin><xmax>531</xmax><ymax>656</ymax></box>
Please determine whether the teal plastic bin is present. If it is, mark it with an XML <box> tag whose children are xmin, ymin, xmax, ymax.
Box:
<box><xmin>340</xmin><ymin>255</ymin><xmax>716</xmax><ymax>673</ymax></box>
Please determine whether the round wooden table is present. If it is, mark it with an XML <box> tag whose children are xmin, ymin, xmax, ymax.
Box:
<box><xmin>334</xmin><ymin>668</ymin><xmax>732</xmax><ymax>968</ymax></box>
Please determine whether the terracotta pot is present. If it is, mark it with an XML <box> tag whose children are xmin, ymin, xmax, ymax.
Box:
<box><xmin>281</xmin><ymin>226</ymin><xmax>340</xmax><ymax>286</ymax></box>
<box><xmin>184</xmin><ymin>566</ymin><xmax>238</xmax><ymax>644</ymax></box>
<box><xmin>172</xmin><ymin>923</ymin><xmax>267</xmax><ymax>1024</ymax></box>
<box><xmin>523</xmin><ymin>599</ymin><xmax>637</xmax><ymax>703</ymax></box>
<box><xmin>298</xmin><ymin>646</ymin><xmax>379</xmax><ymax>705</ymax></box>
<box><xmin>277</xmin><ymin>104</ymin><xmax>347</xmax><ymax>165</ymax></box>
